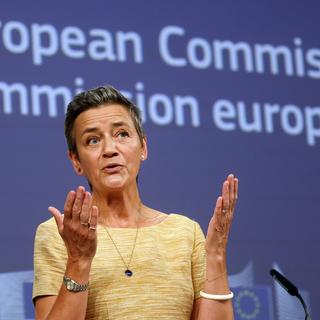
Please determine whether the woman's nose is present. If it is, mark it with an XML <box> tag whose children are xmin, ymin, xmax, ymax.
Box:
<box><xmin>102</xmin><ymin>139</ymin><xmax>118</xmax><ymax>158</ymax></box>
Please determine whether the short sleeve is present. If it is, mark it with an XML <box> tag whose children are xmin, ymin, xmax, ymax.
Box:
<box><xmin>32</xmin><ymin>218</ymin><xmax>67</xmax><ymax>301</ymax></box>
<box><xmin>191</xmin><ymin>221</ymin><xmax>206</xmax><ymax>299</ymax></box>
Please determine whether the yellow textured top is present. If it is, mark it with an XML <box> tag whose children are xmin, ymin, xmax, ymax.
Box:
<box><xmin>33</xmin><ymin>214</ymin><xmax>206</xmax><ymax>320</ymax></box>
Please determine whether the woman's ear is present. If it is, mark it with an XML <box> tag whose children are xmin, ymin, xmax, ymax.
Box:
<box><xmin>141</xmin><ymin>137</ymin><xmax>148</xmax><ymax>161</ymax></box>
<box><xmin>68</xmin><ymin>151</ymin><xmax>83</xmax><ymax>175</ymax></box>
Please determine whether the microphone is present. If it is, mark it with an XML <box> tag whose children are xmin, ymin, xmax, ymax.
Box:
<box><xmin>270</xmin><ymin>269</ymin><xmax>311</xmax><ymax>320</ymax></box>
<box><xmin>270</xmin><ymin>269</ymin><xmax>298</xmax><ymax>296</ymax></box>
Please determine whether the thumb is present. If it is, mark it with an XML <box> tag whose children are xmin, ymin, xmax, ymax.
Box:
<box><xmin>48</xmin><ymin>206</ymin><xmax>64</xmax><ymax>235</ymax></box>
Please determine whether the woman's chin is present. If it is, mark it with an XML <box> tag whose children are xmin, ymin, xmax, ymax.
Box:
<box><xmin>102</xmin><ymin>176</ymin><xmax>127</xmax><ymax>190</ymax></box>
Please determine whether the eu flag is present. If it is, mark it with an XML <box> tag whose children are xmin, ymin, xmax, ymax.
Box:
<box><xmin>233</xmin><ymin>286</ymin><xmax>274</xmax><ymax>320</ymax></box>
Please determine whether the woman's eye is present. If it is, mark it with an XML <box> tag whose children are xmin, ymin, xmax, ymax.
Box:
<box><xmin>87</xmin><ymin>137</ymin><xmax>99</xmax><ymax>145</ymax></box>
<box><xmin>118</xmin><ymin>131</ymin><xmax>129</xmax><ymax>138</ymax></box>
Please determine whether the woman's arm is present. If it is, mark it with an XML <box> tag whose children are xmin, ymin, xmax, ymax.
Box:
<box><xmin>34</xmin><ymin>186</ymin><xmax>98</xmax><ymax>320</ymax></box>
<box><xmin>35</xmin><ymin>259</ymin><xmax>91</xmax><ymax>320</ymax></box>
<box><xmin>195</xmin><ymin>174</ymin><xmax>238</xmax><ymax>320</ymax></box>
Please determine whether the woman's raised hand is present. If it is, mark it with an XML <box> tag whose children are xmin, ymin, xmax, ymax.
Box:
<box><xmin>205</xmin><ymin>174</ymin><xmax>238</xmax><ymax>259</ymax></box>
<box><xmin>48</xmin><ymin>186</ymin><xmax>99</xmax><ymax>263</ymax></box>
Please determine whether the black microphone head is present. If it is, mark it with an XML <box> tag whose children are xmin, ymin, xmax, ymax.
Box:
<box><xmin>270</xmin><ymin>269</ymin><xmax>299</xmax><ymax>296</ymax></box>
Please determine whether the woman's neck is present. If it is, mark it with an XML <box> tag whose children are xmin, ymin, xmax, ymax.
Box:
<box><xmin>92</xmin><ymin>188</ymin><xmax>142</xmax><ymax>228</ymax></box>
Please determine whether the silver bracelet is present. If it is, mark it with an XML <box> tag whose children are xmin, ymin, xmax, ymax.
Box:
<box><xmin>200</xmin><ymin>290</ymin><xmax>234</xmax><ymax>300</ymax></box>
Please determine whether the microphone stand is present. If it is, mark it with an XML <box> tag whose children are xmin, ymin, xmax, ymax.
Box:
<box><xmin>296</xmin><ymin>293</ymin><xmax>311</xmax><ymax>320</ymax></box>
<box><xmin>270</xmin><ymin>269</ymin><xmax>311</xmax><ymax>320</ymax></box>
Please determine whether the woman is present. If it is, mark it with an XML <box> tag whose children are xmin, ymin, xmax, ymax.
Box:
<box><xmin>33</xmin><ymin>86</ymin><xmax>238</xmax><ymax>320</ymax></box>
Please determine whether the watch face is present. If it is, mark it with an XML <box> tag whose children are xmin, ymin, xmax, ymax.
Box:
<box><xmin>64</xmin><ymin>276</ymin><xmax>87</xmax><ymax>292</ymax></box>
<box><xmin>67</xmin><ymin>281</ymin><xmax>74</xmax><ymax>290</ymax></box>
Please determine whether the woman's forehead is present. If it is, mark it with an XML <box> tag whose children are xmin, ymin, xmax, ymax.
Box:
<box><xmin>75</xmin><ymin>104</ymin><xmax>134</xmax><ymax>131</ymax></box>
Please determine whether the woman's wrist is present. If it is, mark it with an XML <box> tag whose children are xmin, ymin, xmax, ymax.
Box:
<box><xmin>205</xmin><ymin>254</ymin><xmax>228</xmax><ymax>281</ymax></box>
<box><xmin>206</xmin><ymin>252</ymin><xmax>226</xmax><ymax>266</ymax></box>
<box><xmin>205</xmin><ymin>242</ymin><xmax>227</xmax><ymax>257</ymax></box>
<box><xmin>65</xmin><ymin>258</ymin><xmax>92</xmax><ymax>283</ymax></box>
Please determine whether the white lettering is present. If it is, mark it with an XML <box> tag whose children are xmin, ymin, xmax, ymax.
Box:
<box><xmin>281</xmin><ymin>105</ymin><xmax>304</xmax><ymax>135</ymax></box>
<box><xmin>61</xmin><ymin>26</ymin><xmax>86</xmax><ymax>58</ymax></box>
<box><xmin>2</xmin><ymin>21</ymin><xmax>29</xmax><ymax>53</ymax></box>
<box><xmin>187</xmin><ymin>38</ymin><xmax>212</xmax><ymax>69</ymax></box>
<box><xmin>264</xmin><ymin>103</ymin><xmax>280</xmax><ymax>133</ymax></box>
<box><xmin>88</xmin><ymin>29</ymin><xmax>116</xmax><ymax>61</ymax></box>
<box><xmin>306</xmin><ymin>48</ymin><xmax>320</xmax><ymax>79</ymax></box>
<box><xmin>31</xmin><ymin>85</ymin><xmax>71</xmax><ymax>117</ymax></box>
<box><xmin>255</xmin><ymin>44</ymin><xmax>294</xmax><ymax>75</ymax></box>
<box><xmin>74</xmin><ymin>77</ymin><xmax>84</xmax><ymax>94</ymax></box>
<box><xmin>159</xmin><ymin>26</ymin><xmax>187</xmax><ymax>67</ymax></box>
<box><xmin>212</xmin><ymin>99</ymin><xmax>236</xmax><ymax>130</ymax></box>
<box><xmin>294</xmin><ymin>38</ymin><xmax>305</xmax><ymax>77</ymax></box>
<box><xmin>305</xmin><ymin>107</ymin><xmax>320</xmax><ymax>145</ymax></box>
<box><xmin>31</xmin><ymin>23</ymin><xmax>58</xmax><ymax>65</ymax></box>
<box><xmin>116</xmin><ymin>31</ymin><xmax>143</xmax><ymax>63</ymax></box>
<box><xmin>174</xmin><ymin>96</ymin><xmax>200</xmax><ymax>127</ymax></box>
<box><xmin>135</xmin><ymin>82</ymin><xmax>146</xmax><ymax>123</ymax></box>
<box><xmin>0</xmin><ymin>82</ymin><xmax>28</xmax><ymax>115</ymax></box>
<box><xmin>237</xmin><ymin>101</ymin><xmax>262</xmax><ymax>132</ymax></box>
<box><xmin>149</xmin><ymin>94</ymin><xmax>173</xmax><ymax>125</ymax></box>
<box><xmin>214</xmin><ymin>41</ymin><xmax>254</xmax><ymax>72</ymax></box>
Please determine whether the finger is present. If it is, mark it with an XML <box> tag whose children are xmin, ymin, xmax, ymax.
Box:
<box><xmin>222</xmin><ymin>180</ymin><xmax>230</xmax><ymax>211</ymax></box>
<box><xmin>212</xmin><ymin>196</ymin><xmax>224</xmax><ymax>232</ymax></box>
<box><xmin>228</xmin><ymin>174</ymin><xmax>235</xmax><ymax>211</ymax></box>
<box><xmin>211</xmin><ymin>196</ymin><xmax>223</xmax><ymax>223</ymax></box>
<box><xmin>48</xmin><ymin>206</ymin><xmax>64</xmax><ymax>234</ymax></box>
<box><xmin>80</xmin><ymin>191</ymin><xmax>92</xmax><ymax>225</ymax></box>
<box><xmin>228</xmin><ymin>174</ymin><xmax>234</xmax><ymax>201</ymax></box>
<box><xmin>72</xmin><ymin>186</ymin><xmax>85</xmax><ymax>221</ymax></box>
<box><xmin>89</xmin><ymin>206</ymin><xmax>99</xmax><ymax>231</ymax></box>
<box><xmin>234</xmin><ymin>178</ymin><xmax>239</xmax><ymax>201</ymax></box>
<box><xmin>63</xmin><ymin>190</ymin><xmax>76</xmax><ymax>220</ymax></box>
<box><xmin>215</xmin><ymin>196</ymin><xmax>223</xmax><ymax>216</ymax></box>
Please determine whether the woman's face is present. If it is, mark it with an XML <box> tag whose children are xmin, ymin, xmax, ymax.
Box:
<box><xmin>69</xmin><ymin>104</ymin><xmax>147</xmax><ymax>193</ymax></box>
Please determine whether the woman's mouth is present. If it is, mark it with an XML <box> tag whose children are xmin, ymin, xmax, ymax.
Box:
<box><xmin>103</xmin><ymin>164</ymin><xmax>123</xmax><ymax>174</ymax></box>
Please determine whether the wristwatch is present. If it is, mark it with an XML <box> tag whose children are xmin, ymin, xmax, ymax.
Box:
<box><xmin>63</xmin><ymin>275</ymin><xmax>89</xmax><ymax>292</ymax></box>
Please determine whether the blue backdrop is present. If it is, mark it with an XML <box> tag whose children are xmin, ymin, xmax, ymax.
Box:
<box><xmin>1</xmin><ymin>1</ymin><xmax>319</xmax><ymax>319</ymax></box>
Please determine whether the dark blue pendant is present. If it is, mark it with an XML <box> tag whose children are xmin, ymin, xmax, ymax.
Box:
<box><xmin>125</xmin><ymin>269</ymin><xmax>133</xmax><ymax>277</ymax></box>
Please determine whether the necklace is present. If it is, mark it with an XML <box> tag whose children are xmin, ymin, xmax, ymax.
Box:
<box><xmin>104</xmin><ymin>222</ymin><xmax>139</xmax><ymax>277</ymax></box>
